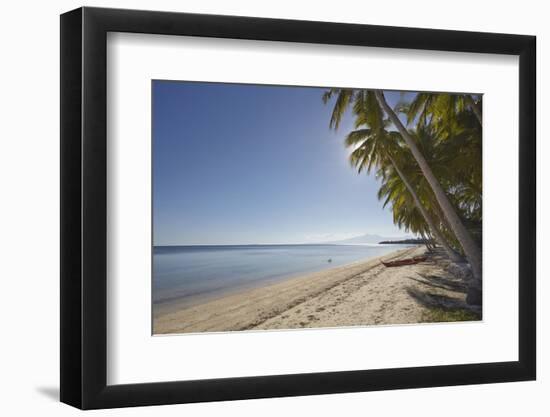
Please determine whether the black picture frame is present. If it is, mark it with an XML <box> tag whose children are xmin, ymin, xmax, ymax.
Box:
<box><xmin>60</xmin><ymin>6</ymin><xmax>536</xmax><ymax>410</ymax></box>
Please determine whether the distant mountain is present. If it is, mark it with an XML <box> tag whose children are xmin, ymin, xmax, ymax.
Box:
<box><xmin>328</xmin><ymin>233</ymin><xmax>412</xmax><ymax>245</ymax></box>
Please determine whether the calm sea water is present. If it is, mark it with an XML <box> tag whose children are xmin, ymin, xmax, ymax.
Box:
<box><xmin>153</xmin><ymin>244</ymin><xmax>412</xmax><ymax>307</ymax></box>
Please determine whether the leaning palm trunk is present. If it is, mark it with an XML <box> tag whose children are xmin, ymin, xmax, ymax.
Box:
<box><xmin>420</xmin><ymin>232</ymin><xmax>435</xmax><ymax>251</ymax></box>
<box><xmin>376</xmin><ymin>91</ymin><xmax>482</xmax><ymax>304</ymax></box>
<box><xmin>420</xmin><ymin>232</ymin><xmax>433</xmax><ymax>251</ymax></box>
<box><xmin>464</xmin><ymin>95</ymin><xmax>482</xmax><ymax>125</ymax></box>
<box><xmin>388</xmin><ymin>155</ymin><xmax>463</xmax><ymax>263</ymax></box>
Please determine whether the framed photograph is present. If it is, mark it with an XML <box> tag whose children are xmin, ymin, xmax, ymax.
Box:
<box><xmin>60</xmin><ymin>6</ymin><xmax>536</xmax><ymax>409</ymax></box>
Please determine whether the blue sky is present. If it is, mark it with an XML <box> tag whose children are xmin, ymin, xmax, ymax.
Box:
<box><xmin>153</xmin><ymin>81</ymin><xmax>408</xmax><ymax>245</ymax></box>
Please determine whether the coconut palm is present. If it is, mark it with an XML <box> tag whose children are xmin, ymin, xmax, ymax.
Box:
<box><xmin>323</xmin><ymin>88</ymin><xmax>483</xmax><ymax>304</ymax></box>
<box><xmin>377</xmin><ymin>174</ymin><xmax>431</xmax><ymax>237</ymax></box>
<box><xmin>435</xmin><ymin>110</ymin><xmax>482</xmax><ymax>224</ymax></box>
<box><xmin>374</xmin><ymin>91</ymin><xmax>482</xmax><ymax>304</ymax></box>
<box><xmin>346</xmin><ymin>126</ymin><xmax>463</xmax><ymax>262</ymax></box>
<box><xmin>329</xmin><ymin>89</ymin><xmax>458</xmax><ymax>257</ymax></box>
<box><xmin>405</xmin><ymin>92</ymin><xmax>482</xmax><ymax>128</ymax></box>
<box><xmin>399</xmin><ymin>108</ymin><xmax>482</xmax><ymax>247</ymax></box>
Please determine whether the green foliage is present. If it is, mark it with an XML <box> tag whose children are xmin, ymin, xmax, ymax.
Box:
<box><xmin>421</xmin><ymin>307</ymin><xmax>481</xmax><ymax>323</ymax></box>
<box><xmin>323</xmin><ymin>89</ymin><xmax>483</xmax><ymax>251</ymax></box>
<box><xmin>322</xmin><ymin>88</ymin><xmax>354</xmax><ymax>130</ymax></box>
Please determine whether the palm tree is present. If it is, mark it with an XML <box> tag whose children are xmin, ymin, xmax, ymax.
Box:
<box><xmin>346</xmin><ymin>127</ymin><xmax>463</xmax><ymax>262</ymax></box>
<box><xmin>325</xmin><ymin>88</ymin><xmax>459</xmax><ymax>258</ymax></box>
<box><xmin>323</xmin><ymin>88</ymin><xmax>482</xmax><ymax>304</ymax></box>
<box><xmin>435</xmin><ymin>110</ymin><xmax>482</xmax><ymax>226</ymax></box>
<box><xmin>374</xmin><ymin>91</ymin><xmax>482</xmax><ymax>304</ymax></box>
<box><xmin>377</xmin><ymin>176</ymin><xmax>432</xmax><ymax>239</ymax></box>
<box><xmin>405</xmin><ymin>92</ymin><xmax>482</xmax><ymax>128</ymax></box>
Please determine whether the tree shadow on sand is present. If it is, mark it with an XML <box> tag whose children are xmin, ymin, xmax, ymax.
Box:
<box><xmin>405</xmin><ymin>273</ymin><xmax>471</xmax><ymax>311</ymax></box>
<box><xmin>408</xmin><ymin>273</ymin><xmax>466</xmax><ymax>293</ymax></box>
<box><xmin>406</xmin><ymin>287</ymin><xmax>467</xmax><ymax>310</ymax></box>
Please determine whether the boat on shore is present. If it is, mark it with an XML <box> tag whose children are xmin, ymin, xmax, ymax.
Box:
<box><xmin>381</xmin><ymin>256</ymin><xmax>427</xmax><ymax>268</ymax></box>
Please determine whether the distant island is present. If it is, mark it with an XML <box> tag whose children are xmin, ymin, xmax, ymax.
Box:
<box><xmin>378</xmin><ymin>238</ymin><xmax>429</xmax><ymax>245</ymax></box>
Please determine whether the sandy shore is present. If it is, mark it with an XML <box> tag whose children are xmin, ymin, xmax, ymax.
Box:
<box><xmin>153</xmin><ymin>246</ymin><xmax>477</xmax><ymax>334</ymax></box>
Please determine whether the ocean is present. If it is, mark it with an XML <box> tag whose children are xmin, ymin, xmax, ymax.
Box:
<box><xmin>153</xmin><ymin>244</ymin><xmax>412</xmax><ymax>307</ymax></box>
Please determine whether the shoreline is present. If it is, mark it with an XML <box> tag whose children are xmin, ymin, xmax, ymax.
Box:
<box><xmin>153</xmin><ymin>246</ymin><xmax>477</xmax><ymax>334</ymax></box>
<box><xmin>153</xmin><ymin>245</ymin><xmax>416</xmax><ymax>315</ymax></box>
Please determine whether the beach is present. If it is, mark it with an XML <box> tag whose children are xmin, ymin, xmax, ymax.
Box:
<box><xmin>153</xmin><ymin>246</ymin><xmax>478</xmax><ymax>334</ymax></box>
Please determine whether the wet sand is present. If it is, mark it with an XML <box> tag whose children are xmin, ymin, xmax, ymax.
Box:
<box><xmin>153</xmin><ymin>246</ymin><xmax>475</xmax><ymax>334</ymax></box>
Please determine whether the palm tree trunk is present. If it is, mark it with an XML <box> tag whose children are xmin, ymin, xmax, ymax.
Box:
<box><xmin>376</xmin><ymin>91</ymin><xmax>482</xmax><ymax>304</ymax></box>
<box><xmin>423</xmin><ymin>232</ymin><xmax>436</xmax><ymax>252</ymax></box>
<box><xmin>387</xmin><ymin>154</ymin><xmax>463</xmax><ymax>263</ymax></box>
<box><xmin>420</xmin><ymin>232</ymin><xmax>432</xmax><ymax>252</ymax></box>
<box><xmin>464</xmin><ymin>95</ymin><xmax>482</xmax><ymax>125</ymax></box>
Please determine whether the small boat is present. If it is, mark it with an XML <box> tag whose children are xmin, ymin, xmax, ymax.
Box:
<box><xmin>327</xmin><ymin>258</ymin><xmax>332</xmax><ymax>263</ymax></box>
<box><xmin>381</xmin><ymin>256</ymin><xmax>427</xmax><ymax>268</ymax></box>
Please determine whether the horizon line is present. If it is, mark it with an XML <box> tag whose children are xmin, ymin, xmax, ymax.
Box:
<box><xmin>153</xmin><ymin>239</ymin><xmax>418</xmax><ymax>248</ymax></box>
